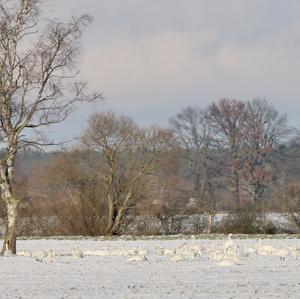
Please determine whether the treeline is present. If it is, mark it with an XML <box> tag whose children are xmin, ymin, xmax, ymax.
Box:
<box><xmin>7</xmin><ymin>98</ymin><xmax>300</xmax><ymax>235</ymax></box>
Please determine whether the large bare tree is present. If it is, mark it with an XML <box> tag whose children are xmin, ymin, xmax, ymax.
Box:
<box><xmin>208</xmin><ymin>99</ymin><xmax>246</xmax><ymax>204</ymax></box>
<box><xmin>169</xmin><ymin>106</ymin><xmax>217</xmax><ymax>233</ymax></box>
<box><xmin>242</xmin><ymin>99</ymin><xmax>289</xmax><ymax>202</ymax></box>
<box><xmin>82</xmin><ymin>111</ymin><xmax>171</xmax><ymax>235</ymax></box>
<box><xmin>0</xmin><ymin>0</ymin><xmax>100</xmax><ymax>254</ymax></box>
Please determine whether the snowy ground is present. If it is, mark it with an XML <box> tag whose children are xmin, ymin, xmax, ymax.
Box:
<box><xmin>1</xmin><ymin>236</ymin><xmax>300</xmax><ymax>299</ymax></box>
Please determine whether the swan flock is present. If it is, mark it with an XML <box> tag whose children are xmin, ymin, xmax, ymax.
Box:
<box><xmin>2</xmin><ymin>234</ymin><xmax>299</xmax><ymax>266</ymax></box>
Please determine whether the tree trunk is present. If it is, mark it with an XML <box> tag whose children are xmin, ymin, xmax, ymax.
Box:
<box><xmin>207</xmin><ymin>213</ymin><xmax>214</xmax><ymax>234</ymax></box>
<box><xmin>107</xmin><ymin>196</ymin><xmax>114</xmax><ymax>234</ymax></box>
<box><xmin>1</xmin><ymin>200</ymin><xmax>18</xmax><ymax>255</ymax></box>
<box><xmin>111</xmin><ymin>208</ymin><xmax>124</xmax><ymax>235</ymax></box>
<box><xmin>232</xmin><ymin>169</ymin><xmax>240</xmax><ymax>204</ymax></box>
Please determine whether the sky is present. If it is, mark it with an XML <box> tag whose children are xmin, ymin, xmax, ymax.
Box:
<box><xmin>44</xmin><ymin>0</ymin><xmax>300</xmax><ymax>143</ymax></box>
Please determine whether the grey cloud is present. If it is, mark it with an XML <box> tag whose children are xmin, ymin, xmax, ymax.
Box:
<box><xmin>48</xmin><ymin>0</ymin><xmax>300</xmax><ymax>142</ymax></box>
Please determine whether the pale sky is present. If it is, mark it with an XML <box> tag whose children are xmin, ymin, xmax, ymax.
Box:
<box><xmin>45</xmin><ymin>0</ymin><xmax>300</xmax><ymax>143</ymax></box>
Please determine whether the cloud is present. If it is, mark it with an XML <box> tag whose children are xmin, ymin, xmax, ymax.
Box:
<box><xmin>48</xmin><ymin>0</ymin><xmax>300</xmax><ymax>137</ymax></box>
<box><xmin>80</xmin><ymin>20</ymin><xmax>300</xmax><ymax>104</ymax></box>
<box><xmin>81</xmin><ymin>31</ymin><xmax>215</xmax><ymax>91</ymax></box>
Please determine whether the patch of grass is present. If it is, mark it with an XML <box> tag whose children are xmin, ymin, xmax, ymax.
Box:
<box><xmin>7</xmin><ymin>233</ymin><xmax>300</xmax><ymax>242</ymax></box>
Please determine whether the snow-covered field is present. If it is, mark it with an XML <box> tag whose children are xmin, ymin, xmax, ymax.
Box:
<box><xmin>1</xmin><ymin>236</ymin><xmax>300</xmax><ymax>299</ymax></box>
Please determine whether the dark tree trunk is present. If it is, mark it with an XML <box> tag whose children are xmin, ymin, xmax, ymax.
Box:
<box><xmin>1</xmin><ymin>200</ymin><xmax>18</xmax><ymax>255</ymax></box>
<box><xmin>232</xmin><ymin>169</ymin><xmax>240</xmax><ymax>204</ymax></box>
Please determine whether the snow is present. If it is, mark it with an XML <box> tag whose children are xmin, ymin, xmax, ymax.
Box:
<box><xmin>0</xmin><ymin>237</ymin><xmax>300</xmax><ymax>298</ymax></box>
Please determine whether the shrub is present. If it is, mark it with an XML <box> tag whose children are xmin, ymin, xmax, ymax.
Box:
<box><xmin>218</xmin><ymin>204</ymin><xmax>264</xmax><ymax>234</ymax></box>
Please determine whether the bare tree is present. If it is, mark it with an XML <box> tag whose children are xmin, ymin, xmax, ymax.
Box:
<box><xmin>208</xmin><ymin>99</ymin><xmax>246</xmax><ymax>204</ymax></box>
<box><xmin>142</xmin><ymin>157</ymin><xmax>189</xmax><ymax>235</ymax></box>
<box><xmin>82</xmin><ymin>111</ymin><xmax>171</xmax><ymax>235</ymax></box>
<box><xmin>0</xmin><ymin>0</ymin><xmax>101</xmax><ymax>254</ymax></box>
<box><xmin>19</xmin><ymin>150</ymin><xmax>108</xmax><ymax>236</ymax></box>
<box><xmin>242</xmin><ymin>99</ymin><xmax>289</xmax><ymax>202</ymax></box>
<box><xmin>169</xmin><ymin>106</ymin><xmax>218</xmax><ymax>233</ymax></box>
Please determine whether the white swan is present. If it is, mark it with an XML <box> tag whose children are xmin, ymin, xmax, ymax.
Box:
<box><xmin>155</xmin><ymin>246</ymin><xmax>165</xmax><ymax>255</ymax></box>
<box><xmin>17</xmin><ymin>250</ymin><xmax>32</xmax><ymax>257</ymax></box>
<box><xmin>175</xmin><ymin>242</ymin><xmax>188</xmax><ymax>255</ymax></box>
<box><xmin>273</xmin><ymin>247</ymin><xmax>290</xmax><ymax>261</ymax></box>
<box><xmin>191</xmin><ymin>235</ymin><xmax>202</xmax><ymax>255</ymax></box>
<box><xmin>83</xmin><ymin>247</ymin><xmax>109</xmax><ymax>256</ymax></box>
<box><xmin>223</xmin><ymin>233</ymin><xmax>235</xmax><ymax>254</ymax></box>
<box><xmin>208</xmin><ymin>249</ymin><xmax>223</xmax><ymax>262</ymax></box>
<box><xmin>46</xmin><ymin>250</ymin><xmax>55</xmax><ymax>263</ymax></box>
<box><xmin>216</xmin><ymin>245</ymin><xmax>238</xmax><ymax>266</ymax></box>
<box><xmin>72</xmin><ymin>247</ymin><xmax>83</xmax><ymax>258</ymax></box>
<box><xmin>288</xmin><ymin>247</ymin><xmax>300</xmax><ymax>259</ymax></box>
<box><xmin>242</xmin><ymin>243</ymin><xmax>256</xmax><ymax>255</ymax></box>
<box><xmin>169</xmin><ymin>255</ymin><xmax>185</xmax><ymax>262</ymax></box>
<box><xmin>136</xmin><ymin>247</ymin><xmax>148</xmax><ymax>256</ymax></box>
<box><xmin>255</xmin><ymin>239</ymin><xmax>277</xmax><ymax>255</ymax></box>
<box><xmin>123</xmin><ymin>247</ymin><xmax>137</xmax><ymax>256</ymax></box>
<box><xmin>216</xmin><ymin>257</ymin><xmax>236</xmax><ymax>266</ymax></box>
<box><xmin>32</xmin><ymin>249</ymin><xmax>47</xmax><ymax>260</ymax></box>
<box><xmin>127</xmin><ymin>255</ymin><xmax>147</xmax><ymax>262</ymax></box>
<box><xmin>109</xmin><ymin>245</ymin><xmax>127</xmax><ymax>256</ymax></box>
<box><xmin>32</xmin><ymin>249</ymin><xmax>55</xmax><ymax>263</ymax></box>
<box><xmin>164</xmin><ymin>248</ymin><xmax>175</xmax><ymax>255</ymax></box>
<box><xmin>155</xmin><ymin>245</ymin><xmax>174</xmax><ymax>255</ymax></box>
